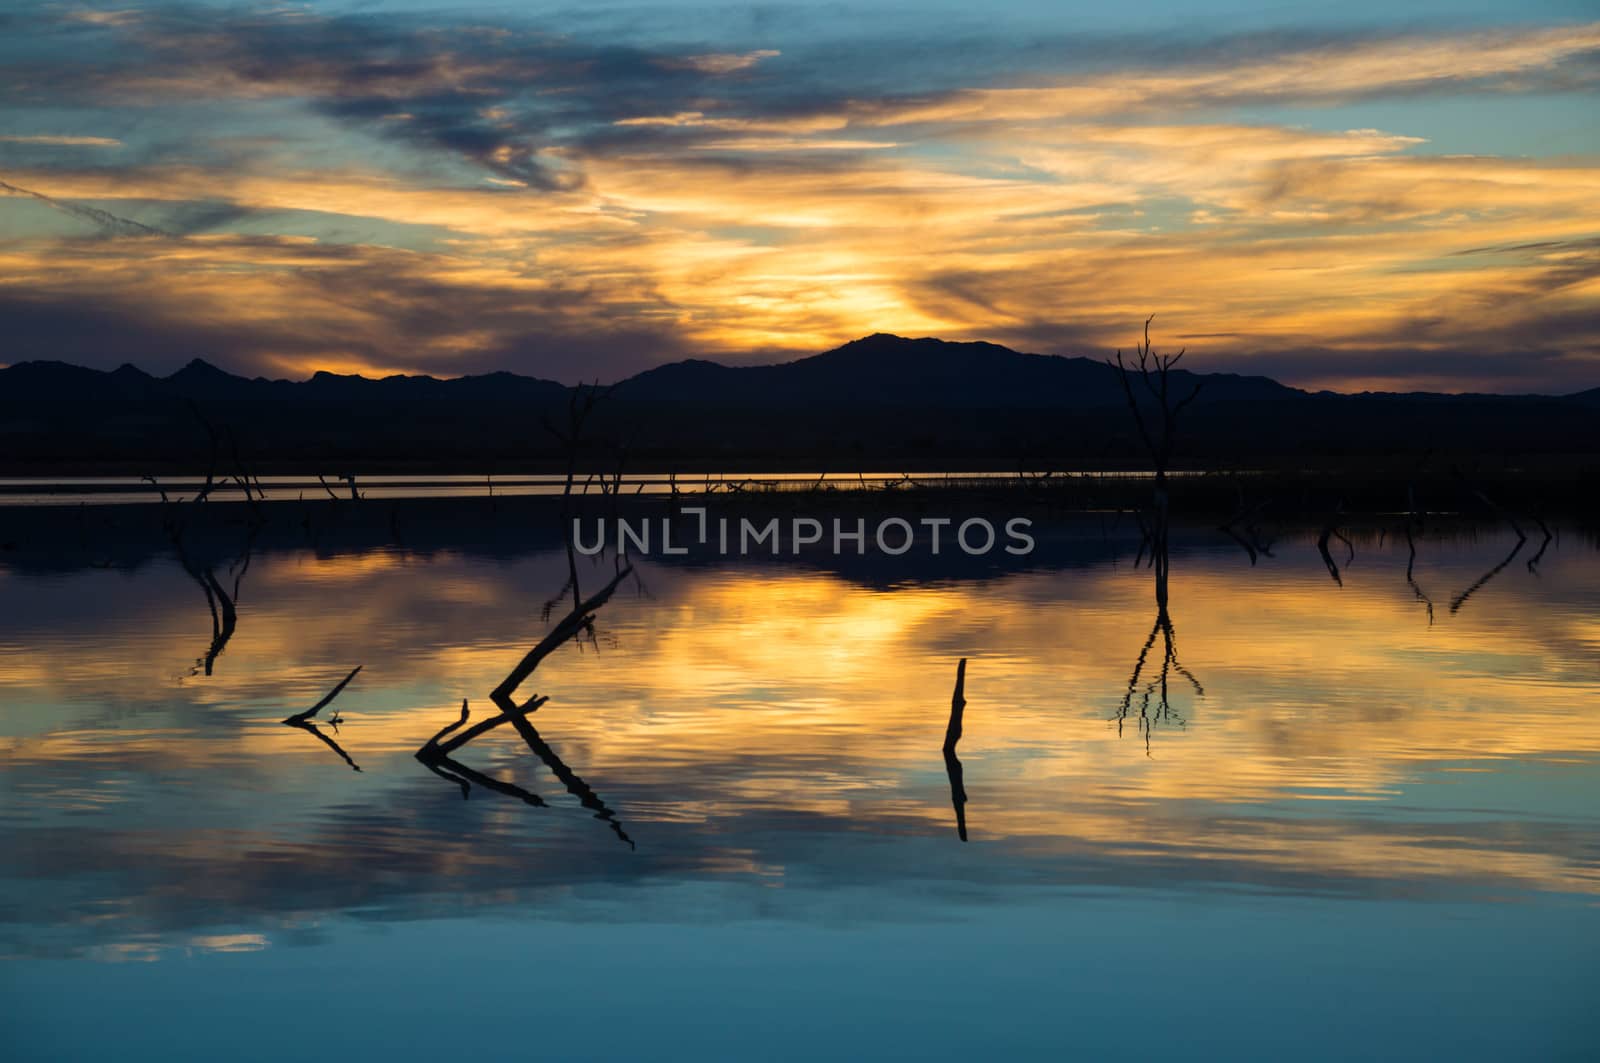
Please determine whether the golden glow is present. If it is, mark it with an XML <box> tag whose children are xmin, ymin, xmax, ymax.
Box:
<box><xmin>3</xmin><ymin>542</ymin><xmax>1597</xmax><ymax>906</ymax></box>
<box><xmin>3</xmin><ymin>21</ymin><xmax>1597</xmax><ymax>387</ymax></box>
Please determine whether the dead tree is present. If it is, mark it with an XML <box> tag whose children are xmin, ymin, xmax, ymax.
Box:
<box><xmin>1108</xmin><ymin>316</ymin><xmax>1203</xmax><ymax>552</ymax></box>
<box><xmin>1104</xmin><ymin>319</ymin><xmax>1205</xmax><ymax>750</ymax></box>
<box><xmin>543</xmin><ymin>382</ymin><xmax>615</xmax><ymax>512</ymax></box>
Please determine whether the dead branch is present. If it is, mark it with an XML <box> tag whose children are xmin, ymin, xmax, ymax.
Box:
<box><xmin>942</xmin><ymin>658</ymin><xmax>969</xmax><ymax>841</ymax></box>
<box><xmin>282</xmin><ymin>665</ymin><xmax>363</xmax><ymax>725</ymax></box>
<box><xmin>280</xmin><ymin>665</ymin><xmax>364</xmax><ymax>771</ymax></box>
<box><xmin>414</xmin><ymin>564</ymin><xmax>636</xmax><ymax>847</ymax></box>
<box><xmin>1527</xmin><ymin>517</ymin><xmax>1554</xmax><ymax>574</ymax></box>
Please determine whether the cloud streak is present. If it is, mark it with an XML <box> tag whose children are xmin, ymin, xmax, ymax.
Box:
<box><xmin>0</xmin><ymin>4</ymin><xmax>1596</xmax><ymax>390</ymax></box>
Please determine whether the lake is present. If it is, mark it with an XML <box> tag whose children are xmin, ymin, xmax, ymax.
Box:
<box><xmin>2</xmin><ymin>509</ymin><xmax>1596</xmax><ymax>1060</ymax></box>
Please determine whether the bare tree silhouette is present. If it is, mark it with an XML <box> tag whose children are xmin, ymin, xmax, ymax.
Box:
<box><xmin>542</xmin><ymin>381</ymin><xmax>615</xmax><ymax>513</ymax></box>
<box><xmin>1108</xmin><ymin>319</ymin><xmax>1204</xmax><ymax>751</ymax></box>
<box><xmin>1108</xmin><ymin>316</ymin><xmax>1203</xmax><ymax>557</ymax></box>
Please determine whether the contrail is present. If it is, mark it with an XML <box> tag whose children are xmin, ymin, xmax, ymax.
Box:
<box><xmin>0</xmin><ymin>177</ymin><xmax>169</xmax><ymax>237</ymax></box>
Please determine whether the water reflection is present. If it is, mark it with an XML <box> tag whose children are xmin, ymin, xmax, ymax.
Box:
<box><xmin>175</xmin><ymin>527</ymin><xmax>254</xmax><ymax>678</ymax></box>
<box><xmin>0</xmin><ymin>516</ymin><xmax>1597</xmax><ymax>966</ymax></box>
<box><xmin>1115</xmin><ymin>513</ymin><xmax>1204</xmax><ymax>752</ymax></box>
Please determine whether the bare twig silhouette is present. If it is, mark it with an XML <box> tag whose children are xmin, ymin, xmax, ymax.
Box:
<box><xmin>1526</xmin><ymin>517</ymin><xmax>1554</xmax><ymax>575</ymax></box>
<box><xmin>1108</xmin><ymin>316</ymin><xmax>1202</xmax><ymax>538</ymax></box>
<box><xmin>543</xmin><ymin>381</ymin><xmax>615</xmax><ymax>512</ymax></box>
<box><xmin>1450</xmin><ymin>536</ymin><xmax>1526</xmax><ymax>614</ymax></box>
<box><xmin>1448</xmin><ymin>477</ymin><xmax>1528</xmax><ymax>614</ymax></box>
<box><xmin>283</xmin><ymin>666</ymin><xmax>364</xmax><ymax>725</ymax></box>
<box><xmin>942</xmin><ymin>658</ymin><xmax>969</xmax><ymax>842</ymax></box>
<box><xmin>281</xmin><ymin>666</ymin><xmax>364</xmax><ymax>771</ymax></box>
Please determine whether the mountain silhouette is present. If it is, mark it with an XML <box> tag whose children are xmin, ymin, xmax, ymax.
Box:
<box><xmin>1</xmin><ymin>334</ymin><xmax>1595</xmax><ymax>471</ymax></box>
<box><xmin>617</xmin><ymin>333</ymin><xmax>1295</xmax><ymax>407</ymax></box>
<box><xmin>0</xmin><ymin>357</ymin><xmax>570</xmax><ymax>404</ymax></box>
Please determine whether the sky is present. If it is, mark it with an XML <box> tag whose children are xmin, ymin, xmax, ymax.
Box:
<box><xmin>1</xmin><ymin>1</ymin><xmax>1597</xmax><ymax>392</ymax></box>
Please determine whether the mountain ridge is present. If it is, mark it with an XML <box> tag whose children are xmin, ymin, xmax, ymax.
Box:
<box><xmin>7</xmin><ymin>332</ymin><xmax>1589</xmax><ymax>404</ymax></box>
<box><xmin>2</xmin><ymin>333</ymin><xmax>1596</xmax><ymax>471</ymax></box>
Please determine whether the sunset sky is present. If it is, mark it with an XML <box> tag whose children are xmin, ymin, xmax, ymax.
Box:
<box><xmin>1</xmin><ymin>1</ymin><xmax>1597</xmax><ymax>391</ymax></box>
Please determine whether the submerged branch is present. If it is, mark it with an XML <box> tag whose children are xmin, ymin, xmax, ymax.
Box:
<box><xmin>415</xmin><ymin>562</ymin><xmax>636</xmax><ymax>848</ymax></box>
<box><xmin>942</xmin><ymin>658</ymin><xmax>969</xmax><ymax>842</ymax></box>
<box><xmin>283</xmin><ymin>665</ymin><xmax>363</xmax><ymax>725</ymax></box>
<box><xmin>490</xmin><ymin>564</ymin><xmax>632</xmax><ymax>709</ymax></box>
<box><xmin>1449</xmin><ymin>533</ymin><xmax>1527</xmax><ymax>615</ymax></box>
<box><xmin>281</xmin><ymin>665</ymin><xmax>364</xmax><ymax>771</ymax></box>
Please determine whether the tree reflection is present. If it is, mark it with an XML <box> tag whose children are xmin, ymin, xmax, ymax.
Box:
<box><xmin>1115</xmin><ymin>516</ymin><xmax>1204</xmax><ymax>754</ymax></box>
<box><xmin>175</xmin><ymin>527</ymin><xmax>255</xmax><ymax>678</ymax></box>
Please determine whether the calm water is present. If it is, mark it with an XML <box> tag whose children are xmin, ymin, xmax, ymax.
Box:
<box><xmin>2</xmin><ymin>515</ymin><xmax>1597</xmax><ymax>1060</ymax></box>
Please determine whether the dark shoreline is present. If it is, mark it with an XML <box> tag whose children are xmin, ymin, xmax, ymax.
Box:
<box><xmin>2</xmin><ymin>458</ymin><xmax>1594</xmax><ymax>517</ymax></box>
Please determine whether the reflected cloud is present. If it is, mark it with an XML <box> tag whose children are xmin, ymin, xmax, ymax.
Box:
<box><xmin>1</xmin><ymin>522</ymin><xmax>1599</xmax><ymax>959</ymax></box>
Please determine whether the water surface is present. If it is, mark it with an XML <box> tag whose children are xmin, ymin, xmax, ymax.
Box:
<box><xmin>2</xmin><ymin>516</ymin><xmax>1596</xmax><ymax>1060</ymax></box>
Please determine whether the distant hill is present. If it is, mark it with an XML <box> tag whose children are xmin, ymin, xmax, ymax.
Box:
<box><xmin>1</xmin><ymin>334</ymin><xmax>1596</xmax><ymax>472</ymax></box>
<box><xmin>0</xmin><ymin>358</ymin><xmax>569</xmax><ymax>404</ymax></box>
<box><xmin>617</xmin><ymin>333</ymin><xmax>1297</xmax><ymax>407</ymax></box>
